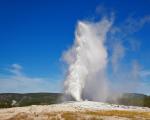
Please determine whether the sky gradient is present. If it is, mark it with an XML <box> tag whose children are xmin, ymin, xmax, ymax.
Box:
<box><xmin>0</xmin><ymin>0</ymin><xmax>150</xmax><ymax>94</ymax></box>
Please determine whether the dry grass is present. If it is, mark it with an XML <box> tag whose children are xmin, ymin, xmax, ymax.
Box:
<box><xmin>85</xmin><ymin>110</ymin><xmax>150</xmax><ymax>119</ymax></box>
<box><xmin>7</xmin><ymin>110</ymin><xmax>150</xmax><ymax>120</ymax></box>
<box><xmin>7</xmin><ymin>112</ymin><xmax>34</xmax><ymax>120</ymax></box>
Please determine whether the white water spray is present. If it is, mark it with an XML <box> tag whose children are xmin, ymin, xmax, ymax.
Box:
<box><xmin>63</xmin><ymin>18</ymin><xmax>112</xmax><ymax>101</ymax></box>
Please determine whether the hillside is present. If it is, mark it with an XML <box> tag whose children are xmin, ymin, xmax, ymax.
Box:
<box><xmin>0</xmin><ymin>93</ymin><xmax>149</xmax><ymax>108</ymax></box>
<box><xmin>107</xmin><ymin>93</ymin><xmax>150</xmax><ymax>108</ymax></box>
<box><xmin>0</xmin><ymin>93</ymin><xmax>63</xmax><ymax>108</ymax></box>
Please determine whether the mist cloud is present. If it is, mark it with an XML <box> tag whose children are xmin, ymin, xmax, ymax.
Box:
<box><xmin>62</xmin><ymin>14</ymin><xmax>150</xmax><ymax>101</ymax></box>
<box><xmin>63</xmin><ymin>18</ymin><xmax>112</xmax><ymax>101</ymax></box>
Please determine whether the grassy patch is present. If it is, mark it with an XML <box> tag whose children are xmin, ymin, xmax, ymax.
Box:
<box><xmin>85</xmin><ymin>110</ymin><xmax>150</xmax><ymax>119</ymax></box>
<box><xmin>6</xmin><ymin>109</ymin><xmax>150</xmax><ymax>120</ymax></box>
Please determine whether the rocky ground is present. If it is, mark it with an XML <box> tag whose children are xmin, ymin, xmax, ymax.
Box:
<box><xmin>0</xmin><ymin>101</ymin><xmax>150</xmax><ymax>120</ymax></box>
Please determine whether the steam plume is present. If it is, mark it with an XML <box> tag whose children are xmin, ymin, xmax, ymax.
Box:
<box><xmin>63</xmin><ymin>18</ymin><xmax>112</xmax><ymax>101</ymax></box>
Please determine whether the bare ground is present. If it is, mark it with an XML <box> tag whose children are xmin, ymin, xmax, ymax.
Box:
<box><xmin>0</xmin><ymin>101</ymin><xmax>150</xmax><ymax>120</ymax></box>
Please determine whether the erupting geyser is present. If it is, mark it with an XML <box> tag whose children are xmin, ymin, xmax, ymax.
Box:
<box><xmin>63</xmin><ymin>18</ymin><xmax>112</xmax><ymax>101</ymax></box>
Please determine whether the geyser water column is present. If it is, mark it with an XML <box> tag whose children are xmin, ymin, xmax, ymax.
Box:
<box><xmin>63</xmin><ymin>18</ymin><xmax>112</xmax><ymax>101</ymax></box>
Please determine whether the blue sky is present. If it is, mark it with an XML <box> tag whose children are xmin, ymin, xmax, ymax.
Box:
<box><xmin>0</xmin><ymin>0</ymin><xmax>150</xmax><ymax>94</ymax></box>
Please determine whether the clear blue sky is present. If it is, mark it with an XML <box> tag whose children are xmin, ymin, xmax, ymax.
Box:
<box><xmin>0</xmin><ymin>0</ymin><xmax>150</xmax><ymax>94</ymax></box>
